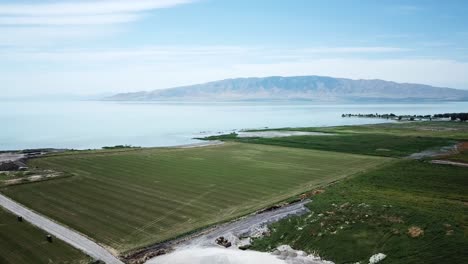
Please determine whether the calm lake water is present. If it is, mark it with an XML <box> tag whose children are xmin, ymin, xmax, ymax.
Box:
<box><xmin>1</xmin><ymin>101</ymin><xmax>467</xmax><ymax>150</ymax></box>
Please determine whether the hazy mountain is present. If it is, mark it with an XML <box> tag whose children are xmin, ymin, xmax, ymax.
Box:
<box><xmin>105</xmin><ymin>76</ymin><xmax>468</xmax><ymax>102</ymax></box>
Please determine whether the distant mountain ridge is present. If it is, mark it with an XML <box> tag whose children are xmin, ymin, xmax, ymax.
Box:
<box><xmin>105</xmin><ymin>76</ymin><xmax>468</xmax><ymax>102</ymax></box>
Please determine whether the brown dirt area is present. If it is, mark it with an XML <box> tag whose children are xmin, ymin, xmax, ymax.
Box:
<box><xmin>407</xmin><ymin>226</ymin><xmax>424</xmax><ymax>238</ymax></box>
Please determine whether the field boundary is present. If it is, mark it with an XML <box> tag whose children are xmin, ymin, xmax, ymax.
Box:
<box><xmin>0</xmin><ymin>193</ymin><xmax>124</xmax><ymax>264</ymax></box>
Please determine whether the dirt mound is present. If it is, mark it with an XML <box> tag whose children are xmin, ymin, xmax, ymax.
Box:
<box><xmin>457</xmin><ymin>142</ymin><xmax>468</xmax><ymax>151</ymax></box>
<box><xmin>407</xmin><ymin>226</ymin><xmax>424</xmax><ymax>238</ymax></box>
<box><xmin>300</xmin><ymin>189</ymin><xmax>325</xmax><ymax>199</ymax></box>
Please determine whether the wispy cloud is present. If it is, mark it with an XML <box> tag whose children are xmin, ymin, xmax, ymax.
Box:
<box><xmin>394</xmin><ymin>4</ymin><xmax>423</xmax><ymax>13</ymax></box>
<box><xmin>0</xmin><ymin>46</ymin><xmax>409</xmax><ymax>63</ymax></box>
<box><xmin>0</xmin><ymin>0</ymin><xmax>191</xmax><ymax>16</ymax></box>
<box><xmin>0</xmin><ymin>0</ymin><xmax>192</xmax><ymax>46</ymax></box>
<box><xmin>0</xmin><ymin>0</ymin><xmax>191</xmax><ymax>26</ymax></box>
<box><xmin>301</xmin><ymin>47</ymin><xmax>410</xmax><ymax>53</ymax></box>
<box><xmin>0</xmin><ymin>14</ymin><xmax>139</xmax><ymax>25</ymax></box>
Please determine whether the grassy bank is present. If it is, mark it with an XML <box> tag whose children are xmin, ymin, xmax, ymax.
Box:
<box><xmin>0</xmin><ymin>208</ymin><xmax>89</xmax><ymax>264</ymax></box>
<box><xmin>1</xmin><ymin>143</ymin><xmax>389</xmax><ymax>253</ymax></box>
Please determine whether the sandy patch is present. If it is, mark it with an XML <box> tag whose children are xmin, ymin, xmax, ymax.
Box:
<box><xmin>174</xmin><ymin>140</ymin><xmax>224</xmax><ymax>149</ymax></box>
<box><xmin>237</xmin><ymin>131</ymin><xmax>334</xmax><ymax>138</ymax></box>
<box><xmin>407</xmin><ymin>226</ymin><xmax>424</xmax><ymax>238</ymax></box>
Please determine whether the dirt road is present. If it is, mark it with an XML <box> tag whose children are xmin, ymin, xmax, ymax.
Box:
<box><xmin>0</xmin><ymin>193</ymin><xmax>124</xmax><ymax>264</ymax></box>
<box><xmin>130</xmin><ymin>199</ymin><xmax>311</xmax><ymax>263</ymax></box>
<box><xmin>184</xmin><ymin>199</ymin><xmax>311</xmax><ymax>248</ymax></box>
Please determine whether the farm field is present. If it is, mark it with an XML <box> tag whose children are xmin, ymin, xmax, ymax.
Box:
<box><xmin>0</xmin><ymin>143</ymin><xmax>390</xmax><ymax>254</ymax></box>
<box><xmin>0</xmin><ymin>208</ymin><xmax>89</xmax><ymax>264</ymax></box>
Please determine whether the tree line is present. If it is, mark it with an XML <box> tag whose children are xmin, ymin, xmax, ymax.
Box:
<box><xmin>342</xmin><ymin>112</ymin><xmax>468</xmax><ymax>122</ymax></box>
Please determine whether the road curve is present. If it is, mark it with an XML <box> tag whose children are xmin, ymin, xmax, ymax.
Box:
<box><xmin>0</xmin><ymin>193</ymin><xmax>124</xmax><ymax>264</ymax></box>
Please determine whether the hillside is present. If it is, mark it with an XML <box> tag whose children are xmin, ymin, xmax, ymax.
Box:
<box><xmin>105</xmin><ymin>76</ymin><xmax>468</xmax><ymax>102</ymax></box>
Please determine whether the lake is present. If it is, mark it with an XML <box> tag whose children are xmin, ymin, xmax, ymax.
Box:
<box><xmin>1</xmin><ymin>101</ymin><xmax>467</xmax><ymax>150</ymax></box>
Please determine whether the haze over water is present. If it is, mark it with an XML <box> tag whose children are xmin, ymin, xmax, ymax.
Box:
<box><xmin>1</xmin><ymin>101</ymin><xmax>467</xmax><ymax>150</ymax></box>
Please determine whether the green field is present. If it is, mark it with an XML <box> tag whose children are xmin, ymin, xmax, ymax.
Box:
<box><xmin>0</xmin><ymin>208</ymin><xmax>89</xmax><ymax>264</ymax></box>
<box><xmin>237</xmin><ymin>122</ymin><xmax>468</xmax><ymax>264</ymax></box>
<box><xmin>247</xmin><ymin>121</ymin><xmax>468</xmax><ymax>140</ymax></box>
<box><xmin>207</xmin><ymin>133</ymin><xmax>454</xmax><ymax>157</ymax></box>
<box><xmin>251</xmin><ymin>160</ymin><xmax>468</xmax><ymax>263</ymax></box>
<box><xmin>1</xmin><ymin>143</ymin><xmax>389</xmax><ymax>253</ymax></box>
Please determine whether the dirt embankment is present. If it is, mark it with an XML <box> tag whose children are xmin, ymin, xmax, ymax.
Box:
<box><xmin>429</xmin><ymin>141</ymin><xmax>468</xmax><ymax>167</ymax></box>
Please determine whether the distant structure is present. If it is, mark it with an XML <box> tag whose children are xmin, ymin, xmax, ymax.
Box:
<box><xmin>342</xmin><ymin>112</ymin><xmax>468</xmax><ymax>122</ymax></box>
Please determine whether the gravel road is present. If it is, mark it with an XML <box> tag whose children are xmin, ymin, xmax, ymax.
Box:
<box><xmin>0</xmin><ymin>193</ymin><xmax>124</xmax><ymax>264</ymax></box>
<box><xmin>184</xmin><ymin>199</ymin><xmax>311</xmax><ymax>248</ymax></box>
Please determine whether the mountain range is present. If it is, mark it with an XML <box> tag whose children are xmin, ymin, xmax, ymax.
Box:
<box><xmin>105</xmin><ymin>76</ymin><xmax>468</xmax><ymax>102</ymax></box>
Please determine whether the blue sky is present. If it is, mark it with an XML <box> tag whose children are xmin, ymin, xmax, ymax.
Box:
<box><xmin>1</xmin><ymin>0</ymin><xmax>468</xmax><ymax>96</ymax></box>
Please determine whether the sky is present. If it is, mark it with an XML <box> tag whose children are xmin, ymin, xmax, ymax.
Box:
<box><xmin>1</xmin><ymin>0</ymin><xmax>468</xmax><ymax>97</ymax></box>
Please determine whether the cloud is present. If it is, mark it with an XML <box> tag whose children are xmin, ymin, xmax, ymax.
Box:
<box><xmin>0</xmin><ymin>14</ymin><xmax>139</xmax><ymax>25</ymax></box>
<box><xmin>301</xmin><ymin>47</ymin><xmax>410</xmax><ymax>53</ymax></box>
<box><xmin>0</xmin><ymin>0</ymin><xmax>191</xmax><ymax>16</ymax></box>
<box><xmin>0</xmin><ymin>26</ymin><xmax>122</xmax><ymax>47</ymax></box>
<box><xmin>0</xmin><ymin>46</ymin><xmax>409</xmax><ymax>63</ymax></box>
<box><xmin>0</xmin><ymin>0</ymin><xmax>192</xmax><ymax>46</ymax></box>
<box><xmin>393</xmin><ymin>4</ymin><xmax>423</xmax><ymax>13</ymax></box>
<box><xmin>0</xmin><ymin>0</ymin><xmax>191</xmax><ymax>27</ymax></box>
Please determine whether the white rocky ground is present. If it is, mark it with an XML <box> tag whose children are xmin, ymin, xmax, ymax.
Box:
<box><xmin>149</xmin><ymin>245</ymin><xmax>334</xmax><ymax>264</ymax></box>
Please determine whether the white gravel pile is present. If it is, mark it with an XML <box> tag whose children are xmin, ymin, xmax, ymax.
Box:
<box><xmin>149</xmin><ymin>245</ymin><xmax>335</xmax><ymax>264</ymax></box>
<box><xmin>369</xmin><ymin>253</ymin><xmax>386</xmax><ymax>264</ymax></box>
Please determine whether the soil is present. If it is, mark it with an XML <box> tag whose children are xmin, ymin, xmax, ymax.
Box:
<box><xmin>407</xmin><ymin>226</ymin><xmax>424</xmax><ymax>238</ymax></box>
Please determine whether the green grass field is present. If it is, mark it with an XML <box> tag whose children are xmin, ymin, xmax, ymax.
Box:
<box><xmin>1</xmin><ymin>143</ymin><xmax>389</xmax><ymax>253</ymax></box>
<box><xmin>202</xmin><ymin>122</ymin><xmax>468</xmax><ymax>263</ymax></box>
<box><xmin>251</xmin><ymin>160</ymin><xmax>468</xmax><ymax>264</ymax></box>
<box><xmin>207</xmin><ymin>133</ymin><xmax>454</xmax><ymax>157</ymax></box>
<box><xmin>0</xmin><ymin>208</ymin><xmax>89</xmax><ymax>264</ymax></box>
<box><xmin>245</xmin><ymin>121</ymin><xmax>468</xmax><ymax>139</ymax></box>
<box><xmin>248</xmin><ymin>121</ymin><xmax>468</xmax><ymax>140</ymax></box>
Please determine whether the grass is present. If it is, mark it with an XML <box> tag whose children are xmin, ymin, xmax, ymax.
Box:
<box><xmin>205</xmin><ymin>134</ymin><xmax>455</xmax><ymax>157</ymax></box>
<box><xmin>251</xmin><ymin>160</ymin><xmax>468</xmax><ymax>264</ymax></box>
<box><xmin>246</xmin><ymin>121</ymin><xmax>468</xmax><ymax>140</ymax></box>
<box><xmin>0</xmin><ymin>208</ymin><xmax>89</xmax><ymax>264</ymax></box>
<box><xmin>0</xmin><ymin>143</ymin><xmax>390</xmax><ymax>254</ymax></box>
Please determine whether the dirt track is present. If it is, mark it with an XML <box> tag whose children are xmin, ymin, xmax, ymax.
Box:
<box><xmin>135</xmin><ymin>200</ymin><xmax>311</xmax><ymax>263</ymax></box>
<box><xmin>430</xmin><ymin>160</ymin><xmax>468</xmax><ymax>167</ymax></box>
